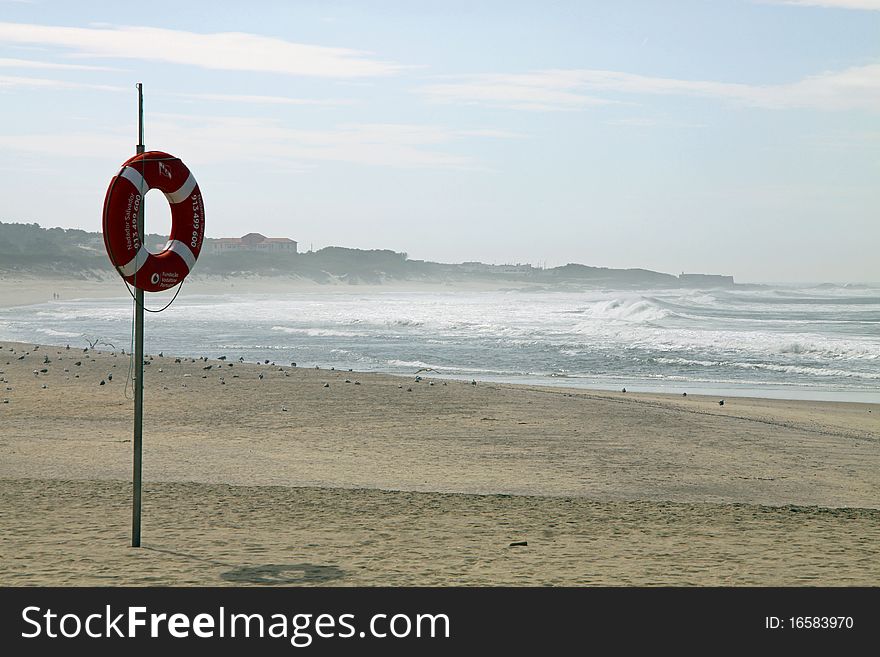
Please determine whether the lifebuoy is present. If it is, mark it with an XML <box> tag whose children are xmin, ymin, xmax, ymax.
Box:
<box><xmin>102</xmin><ymin>151</ymin><xmax>205</xmax><ymax>292</ymax></box>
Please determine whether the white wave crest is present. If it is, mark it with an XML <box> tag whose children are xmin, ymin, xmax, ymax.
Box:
<box><xmin>656</xmin><ymin>355</ymin><xmax>880</xmax><ymax>380</ymax></box>
<box><xmin>579</xmin><ymin>297</ymin><xmax>671</xmax><ymax>323</ymax></box>
<box><xmin>778</xmin><ymin>342</ymin><xmax>821</xmax><ymax>355</ymax></box>
<box><xmin>387</xmin><ymin>359</ymin><xmax>436</xmax><ymax>369</ymax></box>
<box><xmin>271</xmin><ymin>326</ymin><xmax>367</xmax><ymax>338</ymax></box>
<box><xmin>655</xmin><ymin>356</ymin><xmax>720</xmax><ymax>367</ymax></box>
<box><xmin>728</xmin><ymin>361</ymin><xmax>880</xmax><ymax>380</ymax></box>
<box><xmin>36</xmin><ymin>328</ymin><xmax>82</xmax><ymax>338</ymax></box>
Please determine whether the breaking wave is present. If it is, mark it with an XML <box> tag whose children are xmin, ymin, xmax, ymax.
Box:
<box><xmin>270</xmin><ymin>326</ymin><xmax>367</xmax><ymax>338</ymax></box>
<box><xmin>577</xmin><ymin>297</ymin><xmax>672</xmax><ymax>323</ymax></box>
<box><xmin>3</xmin><ymin>285</ymin><xmax>879</xmax><ymax>400</ymax></box>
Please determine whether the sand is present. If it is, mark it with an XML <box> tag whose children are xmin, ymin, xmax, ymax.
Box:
<box><xmin>1</xmin><ymin>336</ymin><xmax>878</xmax><ymax>586</ymax></box>
<box><xmin>4</xmin><ymin>478</ymin><xmax>879</xmax><ymax>586</ymax></box>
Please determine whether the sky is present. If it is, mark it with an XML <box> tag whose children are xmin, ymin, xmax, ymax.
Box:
<box><xmin>0</xmin><ymin>0</ymin><xmax>877</xmax><ymax>283</ymax></box>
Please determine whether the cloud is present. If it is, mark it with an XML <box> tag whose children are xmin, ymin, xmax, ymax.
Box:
<box><xmin>0</xmin><ymin>70</ymin><xmax>356</xmax><ymax>106</ymax></box>
<box><xmin>0</xmin><ymin>73</ymin><xmax>124</xmax><ymax>92</ymax></box>
<box><xmin>603</xmin><ymin>117</ymin><xmax>708</xmax><ymax>128</ymax></box>
<box><xmin>157</xmin><ymin>119</ymin><xmax>496</xmax><ymax>169</ymax></box>
<box><xmin>760</xmin><ymin>0</ymin><xmax>880</xmax><ymax>9</ymax></box>
<box><xmin>0</xmin><ymin>22</ymin><xmax>404</xmax><ymax>77</ymax></box>
<box><xmin>603</xmin><ymin>118</ymin><xmax>663</xmax><ymax>127</ymax></box>
<box><xmin>0</xmin><ymin>57</ymin><xmax>118</xmax><ymax>71</ymax></box>
<box><xmin>0</xmin><ymin>130</ymin><xmax>129</xmax><ymax>157</ymax></box>
<box><xmin>417</xmin><ymin>64</ymin><xmax>880</xmax><ymax>111</ymax></box>
<box><xmin>417</xmin><ymin>74</ymin><xmax>615</xmax><ymax>111</ymax></box>
<box><xmin>167</xmin><ymin>92</ymin><xmax>355</xmax><ymax>107</ymax></box>
<box><xmin>0</xmin><ymin>116</ymin><xmax>509</xmax><ymax>171</ymax></box>
<box><xmin>773</xmin><ymin>64</ymin><xmax>880</xmax><ymax>109</ymax></box>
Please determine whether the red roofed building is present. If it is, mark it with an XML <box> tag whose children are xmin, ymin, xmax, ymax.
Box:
<box><xmin>209</xmin><ymin>233</ymin><xmax>297</xmax><ymax>255</ymax></box>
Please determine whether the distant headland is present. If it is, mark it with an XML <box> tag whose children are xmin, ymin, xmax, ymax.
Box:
<box><xmin>0</xmin><ymin>221</ymin><xmax>736</xmax><ymax>289</ymax></box>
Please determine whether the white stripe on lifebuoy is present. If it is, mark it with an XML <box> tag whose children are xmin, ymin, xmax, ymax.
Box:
<box><xmin>120</xmin><ymin>166</ymin><xmax>150</xmax><ymax>194</ymax></box>
<box><xmin>164</xmin><ymin>173</ymin><xmax>197</xmax><ymax>204</ymax></box>
<box><xmin>103</xmin><ymin>150</ymin><xmax>204</xmax><ymax>292</ymax></box>
<box><xmin>164</xmin><ymin>239</ymin><xmax>197</xmax><ymax>271</ymax></box>
<box><xmin>118</xmin><ymin>245</ymin><xmax>149</xmax><ymax>276</ymax></box>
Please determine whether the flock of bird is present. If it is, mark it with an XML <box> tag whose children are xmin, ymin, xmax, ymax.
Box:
<box><xmin>2</xmin><ymin>343</ymin><xmax>729</xmax><ymax>407</ymax></box>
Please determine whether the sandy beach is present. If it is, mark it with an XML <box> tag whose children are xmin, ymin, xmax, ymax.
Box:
<box><xmin>1</xmin><ymin>331</ymin><xmax>878</xmax><ymax>585</ymax></box>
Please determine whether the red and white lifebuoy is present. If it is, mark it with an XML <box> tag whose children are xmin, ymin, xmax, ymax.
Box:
<box><xmin>102</xmin><ymin>151</ymin><xmax>205</xmax><ymax>292</ymax></box>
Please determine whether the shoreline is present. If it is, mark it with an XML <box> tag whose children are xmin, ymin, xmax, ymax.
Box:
<box><xmin>2</xmin><ymin>339</ymin><xmax>878</xmax><ymax>437</ymax></box>
<box><xmin>0</xmin><ymin>329</ymin><xmax>873</xmax><ymax>405</ymax></box>
<box><xmin>436</xmin><ymin>373</ymin><xmax>880</xmax><ymax>405</ymax></box>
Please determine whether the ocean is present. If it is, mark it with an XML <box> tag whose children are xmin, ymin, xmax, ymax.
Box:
<box><xmin>2</xmin><ymin>285</ymin><xmax>879</xmax><ymax>402</ymax></box>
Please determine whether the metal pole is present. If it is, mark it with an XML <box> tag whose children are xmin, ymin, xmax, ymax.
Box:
<box><xmin>132</xmin><ymin>82</ymin><xmax>145</xmax><ymax>548</ymax></box>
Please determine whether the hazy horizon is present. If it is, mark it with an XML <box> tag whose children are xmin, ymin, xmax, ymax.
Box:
<box><xmin>0</xmin><ymin>0</ymin><xmax>877</xmax><ymax>283</ymax></box>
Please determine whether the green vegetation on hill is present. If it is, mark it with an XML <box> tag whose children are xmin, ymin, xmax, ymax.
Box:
<box><xmin>197</xmin><ymin>246</ymin><xmax>416</xmax><ymax>284</ymax></box>
<box><xmin>0</xmin><ymin>221</ymin><xmax>682</xmax><ymax>287</ymax></box>
<box><xmin>0</xmin><ymin>222</ymin><xmax>109</xmax><ymax>276</ymax></box>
